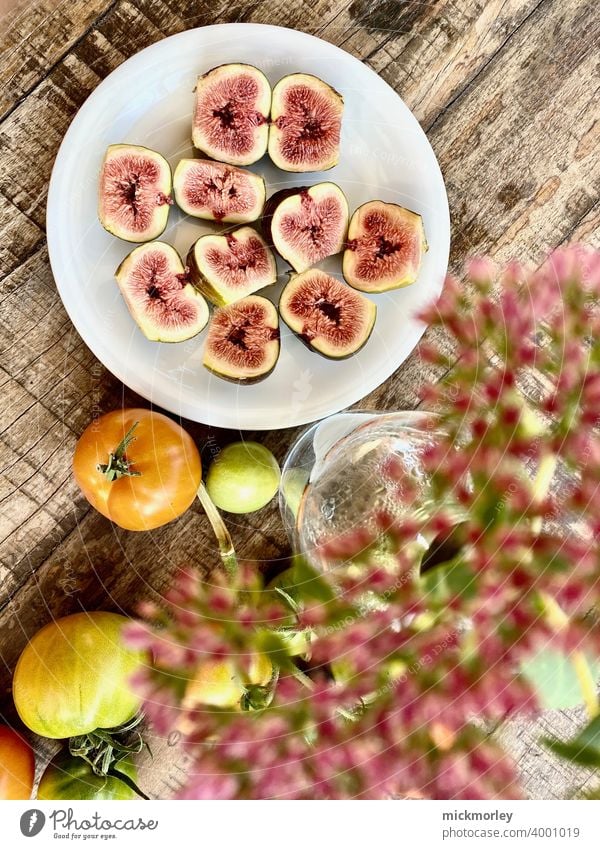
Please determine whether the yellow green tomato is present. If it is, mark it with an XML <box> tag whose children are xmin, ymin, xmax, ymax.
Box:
<box><xmin>38</xmin><ymin>753</ymin><xmax>138</xmax><ymax>801</ymax></box>
<box><xmin>206</xmin><ymin>442</ymin><xmax>280</xmax><ymax>513</ymax></box>
<box><xmin>182</xmin><ymin>653</ymin><xmax>273</xmax><ymax>709</ymax></box>
<box><xmin>13</xmin><ymin>612</ymin><xmax>145</xmax><ymax>739</ymax></box>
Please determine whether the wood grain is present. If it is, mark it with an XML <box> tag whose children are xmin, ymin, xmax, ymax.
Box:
<box><xmin>1</xmin><ymin>0</ymin><xmax>599</xmax><ymax>799</ymax></box>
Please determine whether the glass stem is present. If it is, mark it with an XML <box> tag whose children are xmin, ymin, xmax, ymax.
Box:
<box><xmin>197</xmin><ymin>482</ymin><xmax>238</xmax><ymax>575</ymax></box>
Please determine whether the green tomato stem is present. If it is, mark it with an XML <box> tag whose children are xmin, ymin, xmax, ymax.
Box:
<box><xmin>67</xmin><ymin>712</ymin><xmax>149</xmax><ymax>800</ymax></box>
<box><xmin>196</xmin><ymin>482</ymin><xmax>238</xmax><ymax>575</ymax></box>
<box><xmin>98</xmin><ymin>421</ymin><xmax>142</xmax><ymax>481</ymax></box>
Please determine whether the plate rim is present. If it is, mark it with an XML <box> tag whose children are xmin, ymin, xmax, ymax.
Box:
<box><xmin>47</xmin><ymin>22</ymin><xmax>450</xmax><ymax>430</ymax></box>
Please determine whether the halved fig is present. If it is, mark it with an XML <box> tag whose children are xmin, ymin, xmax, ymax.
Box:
<box><xmin>279</xmin><ymin>269</ymin><xmax>376</xmax><ymax>359</ymax></box>
<box><xmin>264</xmin><ymin>182</ymin><xmax>349</xmax><ymax>273</ymax></box>
<box><xmin>203</xmin><ymin>296</ymin><xmax>280</xmax><ymax>383</ymax></box>
<box><xmin>115</xmin><ymin>242</ymin><xmax>209</xmax><ymax>343</ymax></box>
<box><xmin>173</xmin><ymin>159</ymin><xmax>265</xmax><ymax>223</ymax></box>
<box><xmin>187</xmin><ymin>226</ymin><xmax>277</xmax><ymax>308</ymax></box>
<box><xmin>193</xmin><ymin>64</ymin><xmax>271</xmax><ymax>166</ymax></box>
<box><xmin>343</xmin><ymin>201</ymin><xmax>428</xmax><ymax>293</ymax></box>
<box><xmin>98</xmin><ymin>144</ymin><xmax>173</xmax><ymax>242</ymax></box>
<box><xmin>269</xmin><ymin>73</ymin><xmax>344</xmax><ymax>172</ymax></box>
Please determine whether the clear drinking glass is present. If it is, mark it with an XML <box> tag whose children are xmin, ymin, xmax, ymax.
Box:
<box><xmin>279</xmin><ymin>410</ymin><xmax>442</xmax><ymax>571</ymax></box>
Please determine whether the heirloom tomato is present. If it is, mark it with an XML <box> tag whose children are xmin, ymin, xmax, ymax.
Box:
<box><xmin>13</xmin><ymin>612</ymin><xmax>145</xmax><ymax>739</ymax></box>
<box><xmin>73</xmin><ymin>408</ymin><xmax>201</xmax><ymax>531</ymax></box>
<box><xmin>37</xmin><ymin>753</ymin><xmax>138</xmax><ymax>801</ymax></box>
<box><xmin>0</xmin><ymin>725</ymin><xmax>35</xmax><ymax>800</ymax></box>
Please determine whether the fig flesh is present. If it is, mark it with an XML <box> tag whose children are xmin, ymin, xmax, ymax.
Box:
<box><xmin>264</xmin><ymin>182</ymin><xmax>349</xmax><ymax>272</ymax></box>
<box><xmin>115</xmin><ymin>242</ymin><xmax>209</xmax><ymax>343</ymax></box>
<box><xmin>203</xmin><ymin>296</ymin><xmax>280</xmax><ymax>383</ymax></box>
<box><xmin>343</xmin><ymin>201</ymin><xmax>428</xmax><ymax>293</ymax></box>
<box><xmin>173</xmin><ymin>159</ymin><xmax>265</xmax><ymax>223</ymax></box>
<box><xmin>279</xmin><ymin>269</ymin><xmax>376</xmax><ymax>359</ymax></box>
<box><xmin>187</xmin><ymin>226</ymin><xmax>277</xmax><ymax>307</ymax></box>
<box><xmin>98</xmin><ymin>144</ymin><xmax>173</xmax><ymax>242</ymax></box>
<box><xmin>268</xmin><ymin>73</ymin><xmax>344</xmax><ymax>172</ymax></box>
<box><xmin>193</xmin><ymin>64</ymin><xmax>271</xmax><ymax>166</ymax></box>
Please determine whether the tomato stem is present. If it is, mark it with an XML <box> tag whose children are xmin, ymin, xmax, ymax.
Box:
<box><xmin>98</xmin><ymin>421</ymin><xmax>142</xmax><ymax>481</ymax></box>
<box><xmin>68</xmin><ymin>712</ymin><xmax>150</xmax><ymax>800</ymax></box>
<box><xmin>196</xmin><ymin>482</ymin><xmax>238</xmax><ymax>575</ymax></box>
<box><xmin>241</xmin><ymin>666</ymin><xmax>280</xmax><ymax>711</ymax></box>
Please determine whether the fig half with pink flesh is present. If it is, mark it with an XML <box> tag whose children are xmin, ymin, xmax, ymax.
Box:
<box><xmin>173</xmin><ymin>159</ymin><xmax>265</xmax><ymax>223</ymax></box>
<box><xmin>279</xmin><ymin>269</ymin><xmax>376</xmax><ymax>359</ymax></box>
<box><xmin>98</xmin><ymin>144</ymin><xmax>173</xmax><ymax>242</ymax></box>
<box><xmin>343</xmin><ymin>201</ymin><xmax>428</xmax><ymax>293</ymax></box>
<box><xmin>268</xmin><ymin>73</ymin><xmax>344</xmax><ymax>172</ymax></box>
<box><xmin>193</xmin><ymin>64</ymin><xmax>271</xmax><ymax>166</ymax></box>
<box><xmin>187</xmin><ymin>226</ymin><xmax>277</xmax><ymax>308</ymax></box>
<box><xmin>203</xmin><ymin>296</ymin><xmax>280</xmax><ymax>383</ymax></box>
<box><xmin>115</xmin><ymin>242</ymin><xmax>209</xmax><ymax>343</ymax></box>
<box><xmin>264</xmin><ymin>182</ymin><xmax>349</xmax><ymax>272</ymax></box>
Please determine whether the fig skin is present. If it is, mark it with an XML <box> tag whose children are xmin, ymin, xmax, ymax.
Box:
<box><xmin>263</xmin><ymin>182</ymin><xmax>349</xmax><ymax>273</ymax></box>
<box><xmin>343</xmin><ymin>201</ymin><xmax>428</xmax><ymax>293</ymax></box>
<box><xmin>203</xmin><ymin>295</ymin><xmax>280</xmax><ymax>384</ymax></box>
<box><xmin>187</xmin><ymin>227</ymin><xmax>277</xmax><ymax>308</ymax></box>
<box><xmin>279</xmin><ymin>269</ymin><xmax>376</xmax><ymax>360</ymax></box>
<box><xmin>262</xmin><ymin>188</ymin><xmax>301</xmax><ymax>245</ymax></box>
<box><xmin>173</xmin><ymin>159</ymin><xmax>266</xmax><ymax>224</ymax></box>
<box><xmin>115</xmin><ymin>242</ymin><xmax>209</xmax><ymax>343</ymax></box>
<box><xmin>193</xmin><ymin>63</ymin><xmax>271</xmax><ymax>166</ymax></box>
<box><xmin>98</xmin><ymin>144</ymin><xmax>173</xmax><ymax>243</ymax></box>
<box><xmin>268</xmin><ymin>73</ymin><xmax>344</xmax><ymax>173</ymax></box>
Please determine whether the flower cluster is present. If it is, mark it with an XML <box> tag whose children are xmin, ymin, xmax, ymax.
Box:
<box><xmin>129</xmin><ymin>246</ymin><xmax>600</xmax><ymax>799</ymax></box>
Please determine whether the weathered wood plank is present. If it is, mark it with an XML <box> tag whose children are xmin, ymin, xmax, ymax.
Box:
<box><xmin>427</xmin><ymin>0</ymin><xmax>599</xmax><ymax>267</ymax></box>
<box><xmin>0</xmin><ymin>0</ymin><xmax>114</xmax><ymax>117</ymax></box>
<box><xmin>496</xmin><ymin>706</ymin><xmax>600</xmax><ymax>800</ymax></box>
<box><xmin>565</xmin><ymin>202</ymin><xmax>600</xmax><ymax>246</ymax></box>
<box><xmin>0</xmin><ymin>193</ymin><xmax>44</xmax><ymax>280</ymax></box>
<box><xmin>322</xmin><ymin>0</ymin><xmax>546</xmax><ymax>130</ymax></box>
<box><xmin>0</xmin><ymin>379</ymin><xmax>84</xmax><ymax>578</ymax></box>
<box><xmin>0</xmin><ymin>248</ymin><xmax>71</xmax><ymax>374</ymax></box>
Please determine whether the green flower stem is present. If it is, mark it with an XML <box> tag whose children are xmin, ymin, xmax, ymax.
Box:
<box><xmin>525</xmin><ymin>456</ymin><xmax>596</xmax><ymax>716</ymax></box>
<box><xmin>196</xmin><ymin>482</ymin><xmax>238</xmax><ymax>575</ymax></box>
<box><xmin>539</xmin><ymin>591</ymin><xmax>599</xmax><ymax>719</ymax></box>
<box><xmin>572</xmin><ymin>652</ymin><xmax>599</xmax><ymax>720</ymax></box>
<box><xmin>291</xmin><ymin>666</ymin><xmax>315</xmax><ymax>690</ymax></box>
<box><xmin>530</xmin><ymin>453</ymin><xmax>558</xmax><ymax>534</ymax></box>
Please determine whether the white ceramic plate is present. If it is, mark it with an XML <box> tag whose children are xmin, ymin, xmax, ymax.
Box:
<box><xmin>47</xmin><ymin>24</ymin><xmax>450</xmax><ymax>430</ymax></box>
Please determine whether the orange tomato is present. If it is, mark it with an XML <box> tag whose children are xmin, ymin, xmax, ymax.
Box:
<box><xmin>0</xmin><ymin>725</ymin><xmax>35</xmax><ymax>800</ymax></box>
<box><xmin>73</xmin><ymin>408</ymin><xmax>201</xmax><ymax>531</ymax></box>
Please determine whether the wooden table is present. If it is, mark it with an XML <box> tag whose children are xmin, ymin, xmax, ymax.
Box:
<box><xmin>1</xmin><ymin>0</ymin><xmax>598</xmax><ymax>799</ymax></box>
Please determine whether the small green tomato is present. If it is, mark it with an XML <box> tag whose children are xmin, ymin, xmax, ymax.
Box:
<box><xmin>206</xmin><ymin>442</ymin><xmax>280</xmax><ymax>514</ymax></box>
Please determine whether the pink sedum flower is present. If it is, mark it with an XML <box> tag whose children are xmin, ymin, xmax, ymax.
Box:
<box><xmin>129</xmin><ymin>246</ymin><xmax>600</xmax><ymax>800</ymax></box>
